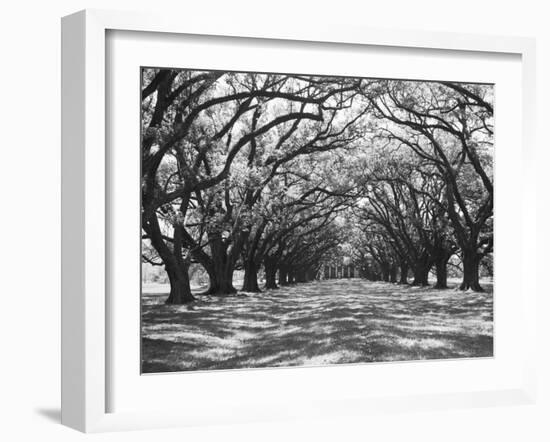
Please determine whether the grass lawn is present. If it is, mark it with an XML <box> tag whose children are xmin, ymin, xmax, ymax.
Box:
<box><xmin>141</xmin><ymin>279</ymin><xmax>493</xmax><ymax>373</ymax></box>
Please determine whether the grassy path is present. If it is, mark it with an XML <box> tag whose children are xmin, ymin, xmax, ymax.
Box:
<box><xmin>141</xmin><ymin>279</ymin><xmax>493</xmax><ymax>373</ymax></box>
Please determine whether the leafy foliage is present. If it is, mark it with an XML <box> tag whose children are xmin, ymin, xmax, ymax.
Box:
<box><xmin>140</xmin><ymin>69</ymin><xmax>494</xmax><ymax>301</ymax></box>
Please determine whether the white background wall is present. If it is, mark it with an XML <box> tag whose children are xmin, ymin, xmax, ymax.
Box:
<box><xmin>0</xmin><ymin>1</ymin><xmax>548</xmax><ymax>441</ymax></box>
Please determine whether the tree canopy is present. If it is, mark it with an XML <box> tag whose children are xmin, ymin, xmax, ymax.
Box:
<box><xmin>140</xmin><ymin>68</ymin><xmax>494</xmax><ymax>304</ymax></box>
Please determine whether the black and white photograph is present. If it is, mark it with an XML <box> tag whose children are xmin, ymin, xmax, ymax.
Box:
<box><xmin>140</xmin><ymin>68</ymin><xmax>494</xmax><ymax>374</ymax></box>
<box><xmin>4</xmin><ymin>0</ymin><xmax>549</xmax><ymax>439</ymax></box>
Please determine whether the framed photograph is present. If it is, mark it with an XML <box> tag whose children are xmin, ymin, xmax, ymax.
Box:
<box><xmin>61</xmin><ymin>9</ymin><xmax>537</xmax><ymax>432</ymax></box>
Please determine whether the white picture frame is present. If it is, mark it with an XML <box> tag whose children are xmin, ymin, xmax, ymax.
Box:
<box><xmin>61</xmin><ymin>9</ymin><xmax>537</xmax><ymax>433</ymax></box>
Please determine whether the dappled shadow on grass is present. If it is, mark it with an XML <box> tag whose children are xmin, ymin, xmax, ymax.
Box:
<box><xmin>141</xmin><ymin>279</ymin><xmax>493</xmax><ymax>373</ymax></box>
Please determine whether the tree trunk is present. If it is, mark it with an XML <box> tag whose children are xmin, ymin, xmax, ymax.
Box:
<box><xmin>399</xmin><ymin>262</ymin><xmax>409</xmax><ymax>284</ymax></box>
<box><xmin>279</xmin><ymin>267</ymin><xmax>289</xmax><ymax>286</ymax></box>
<box><xmin>203</xmin><ymin>231</ymin><xmax>240</xmax><ymax>295</ymax></box>
<box><xmin>460</xmin><ymin>250</ymin><xmax>483</xmax><ymax>291</ymax></box>
<box><xmin>265</xmin><ymin>261</ymin><xmax>278</xmax><ymax>289</ymax></box>
<box><xmin>165</xmin><ymin>263</ymin><xmax>195</xmax><ymax>304</ymax></box>
<box><xmin>242</xmin><ymin>259</ymin><xmax>261</xmax><ymax>292</ymax></box>
<box><xmin>434</xmin><ymin>257</ymin><xmax>449</xmax><ymax>289</ymax></box>
<box><xmin>143</xmin><ymin>216</ymin><xmax>195</xmax><ymax>304</ymax></box>
<box><xmin>389</xmin><ymin>265</ymin><xmax>397</xmax><ymax>283</ymax></box>
<box><xmin>296</xmin><ymin>269</ymin><xmax>307</xmax><ymax>283</ymax></box>
<box><xmin>205</xmin><ymin>263</ymin><xmax>236</xmax><ymax>295</ymax></box>
<box><xmin>412</xmin><ymin>263</ymin><xmax>430</xmax><ymax>286</ymax></box>
<box><xmin>381</xmin><ymin>264</ymin><xmax>390</xmax><ymax>282</ymax></box>
<box><xmin>365</xmin><ymin>267</ymin><xmax>373</xmax><ymax>280</ymax></box>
